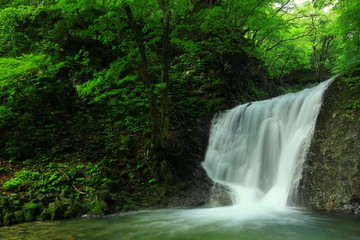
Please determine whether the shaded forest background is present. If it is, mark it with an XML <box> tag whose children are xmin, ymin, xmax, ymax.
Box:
<box><xmin>0</xmin><ymin>0</ymin><xmax>358</xmax><ymax>225</ymax></box>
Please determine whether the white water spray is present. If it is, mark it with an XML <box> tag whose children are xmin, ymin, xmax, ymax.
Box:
<box><xmin>202</xmin><ymin>80</ymin><xmax>332</xmax><ymax>207</ymax></box>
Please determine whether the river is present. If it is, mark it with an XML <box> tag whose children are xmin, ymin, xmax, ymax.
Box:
<box><xmin>1</xmin><ymin>206</ymin><xmax>360</xmax><ymax>240</ymax></box>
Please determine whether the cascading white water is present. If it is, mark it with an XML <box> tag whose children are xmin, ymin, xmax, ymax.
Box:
<box><xmin>202</xmin><ymin>79</ymin><xmax>332</xmax><ymax>207</ymax></box>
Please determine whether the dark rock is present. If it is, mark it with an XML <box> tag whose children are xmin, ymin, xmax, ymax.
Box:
<box><xmin>83</xmin><ymin>189</ymin><xmax>110</xmax><ymax>216</ymax></box>
<box><xmin>39</xmin><ymin>208</ymin><xmax>51</xmax><ymax>221</ymax></box>
<box><xmin>164</xmin><ymin>114</ymin><xmax>225</xmax><ymax>208</ymax></box>
<box><xmin>299</xmin><ymin>78</ymin><xmax>360</xmax><ymax>214</ymax></box>
<box><xmin>207</xmin><ymin>184</ymin><xmax>232</xmax><ymax>206</ymax></box>
<box><xmin>88</xmin><ymin>198</ymin><xmax>108</xmax><ymax>215</ymax></box>
<box><xmin>64</xmin><ymin>199</ymin><xmax>83</xmax><ymax>218</ymax></box>
<box><xmin>48</xmin><ymin>200</ymin><xmax>67</xmax><ymax>221</ymax></box>
<box><xmin>14</xmin><ymin>210</ymin><xmax>24</xmax><ymax>223</ymax></box>
<box><xmin>22</xmin><ymin>202</ymin><xmax>43</xmax><ymax>221</ymax></box>
<box><xmin>3</xmin><ymin>212</ymin><xmax>15</xmax><ymax>226</ymax></box>
<box><xmin>0</xmin><ymin>195</ymin><xmax>8</xmax><ymax>207</ymax></box>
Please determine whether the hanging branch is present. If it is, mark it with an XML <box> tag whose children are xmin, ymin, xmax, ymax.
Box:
<box><xmin>277</xmin><ymin>54</ymin><xmax>292</xmax><ymax>83</ymax></box>
<box><xmin>246</xmin><ymin>0</ymin><xmax>290</xmax><ymax>42</ymax></box>
<box><xmin>239</xmin><ymin>0</ymin><xmax>267</xmax><ymax>27</ymax></box>
<box><xmin>59</xmin><ymin>170</ymin><xmax>86</xmax><ymax>195</ymax></box>
<box><xmin>254</xmin><ymin>15</ymin><xmax>316</xmax><ymax>49</ymax></box>
<box><xmin>272</xmin><ymin>0</ymin><xmax>291</xmax><ymax>18</ymax></box>
<box><xmin>264</xmin><ymin>31</ymin><xmax>313</xmax><ymax>54</ymax></box>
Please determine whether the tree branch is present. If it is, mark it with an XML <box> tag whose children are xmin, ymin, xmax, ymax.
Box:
<box><xmin>272</xmin><ymin>0</ymin><xmax>291</xmax><ymax>18</ymax></box>
<box><xmin>60</xmin><ymin>170</ymin><xmax>86</xmax><ymax>195</ymax></box>
<box><xmin>264</xmin><ymin>31</ymin><xmax>313</xmax><ymax>53</ymax></box>
<box><xmin>240</xmin><ymin>0</ymin><xmax>267</xmax><ymax>26</ymax></box>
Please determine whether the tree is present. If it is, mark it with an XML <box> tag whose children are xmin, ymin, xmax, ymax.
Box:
<box><xmin>158</xmin><ymin>0</ymin><xmax>171</xmax><ymax>149</ymax></box>
<box><xmin>331</xmin><ymin>0</ymin><xmax>360</xmax><ymax>74</ymax></box>
<box><xmin>122</xmin><ymin>1</ymin><xmax>160</xmax><ymax>149</ymax></box>
<box><xmin>119</xmin><ymin>0</ymin><xmax>173</xmax><ymax>150</ymax></box>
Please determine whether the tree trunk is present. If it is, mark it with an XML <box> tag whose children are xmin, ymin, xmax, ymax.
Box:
<box><xmin>122</xmin><ymin>2</ymin><xmax>159</xmax><ymax>148</ymax></box>
<box><xmin>158</xmin><ymin>0</ymin><xmax>171</xmax><ymax>150</ymax></box>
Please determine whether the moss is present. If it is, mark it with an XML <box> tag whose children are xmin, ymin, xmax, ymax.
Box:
<box><xmin>22</xmin><ymin>202</ymin><xmax>42</xmax><ymax>221</ymax></box>
<box><xmin>14</xmin><ymin>210</ymin><xmax>24</xmax><ymax>223</ymax></box>
<box><xmin>88</xmin><ymin>199</ymin><xmax>108</xmax><ymax>215</ymax></box>
<box><xmin>39</xmin><ymin>208</ymin><xmax>51</xmax><ymax>221</ymax></box>
<box><xmin>64</xmin><ymin>199</ymin><xmax>83</xmax><ymax>218</ymax></box>
<box><xmin>0</xmin><ymin>195</ymin><xmax>7</xmax><ymax>206</ymax></box>
<box><xmin>12</xmin><ymin>199</ymin><xmax>21</xmax><ymax>206</ymax></box>
<box><xmin>48</xmin><ymin>200</ymin><xmax>67</xmax><ymax>221</ymax></box>
<box><xmin>3</xmin><ymin>212</ymin><xmax>15</xmax><ymax>226</ymax></box>
<box><xmin>2</xmin><ymin>171</ymin><xmax>40</xmax><ymax>192</ymax></box>
<box><xmin>36</xmin><ymin>193</ymin><xmax>55</xmax><ymax>207</ymax></box>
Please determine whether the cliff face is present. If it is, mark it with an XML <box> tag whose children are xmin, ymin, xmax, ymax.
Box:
<box><xmin>299</xmin><ymin>77</ymin><xmax>360</xmax><ymax>214</ymax></box>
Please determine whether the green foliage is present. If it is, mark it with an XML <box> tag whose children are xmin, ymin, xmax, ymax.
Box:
<box><xmin>0</xmin><ymin>6</ymin><xmax>37</xmax><ymax>56</ymax></box>
<box><xmin>77</xmin><ymin>57</ymin><xmax>138</xmax><ymax>100</ymax></box>
<box><xmin>332</xmin><ymin>1</ymin><xmax>360</xmax><ymax>75</ymax></box>
<box><xmin>0</xmin><ymin>105</ymin><xmax>13</xmax><ymax>126</ymax></box>
<box><xmin>0</xmin><ymin>53</ymin><xmax>71</xmax><ymax>159</ymax></box>
<box><xmin>3</xmin><ymin>170</ymin><xmax>40</xmax><ymax>191</ymax></box>
<box><xmin>0</xmin><ymin>54</ymin><xmax>49</xmax><ymax>80</ymax></box>
<box><xmin>342</xmin><ymin>76</ymin><xmax>360</xmax><ymax>119</ymax></box>
<box><xmin>148</xmin><ymin>178</ymin><xmax>156</xmax><ymax>184</ymax></box>
<box><xmin>0</xmin><ymin>1</ymin><xmax>358</xmax><ymax>223</ymax></box>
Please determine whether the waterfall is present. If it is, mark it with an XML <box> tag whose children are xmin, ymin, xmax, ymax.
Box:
<box><xmin>202</xmin><ymin>79</ymin><xmax>332</xmax><ymax>207</ymax></box>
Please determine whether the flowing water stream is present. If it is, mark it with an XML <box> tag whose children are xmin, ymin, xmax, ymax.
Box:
<box><xmin>2</xmin><ymin>79</ymin><xmax>360</xmax><ymax>239</ymax></box>
<box><xmin>1</xmin><ymin>207</ymin><xmax>360</xmax><ymax>240</ymax></box>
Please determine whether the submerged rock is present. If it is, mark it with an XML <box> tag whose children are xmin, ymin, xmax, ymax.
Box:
<box><xmin>299</xmin><ymin>77</ymin><xmax>360</xmax><ymax>214</ymax></box>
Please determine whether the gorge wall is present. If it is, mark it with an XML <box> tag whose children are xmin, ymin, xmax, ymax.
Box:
<box><xmin>170</xmin><ymin>77</ymin><xmax>360</xmax><ymax>213</ymax></box>
<box><xmin>299</xmin><ymin>77</ymin><xmax>360</xmax><ymax>214</ymax></box>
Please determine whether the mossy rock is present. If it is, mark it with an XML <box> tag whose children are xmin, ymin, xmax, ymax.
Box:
<box><xmin>10</xmin><ymin>199</ymin><xmax>21</xmax><ymax>208</ymax></box>
<box><xmin>3</xmin><ymin>212</ymin><xmax>15</xmax><ymax>226</ymax></box>
<box><xmin>108</xmin><ymin>179</ymin><xmax>123</xmax><ymax>192</ymax></box>
<box><xmin>48</xmin><ymin>200</ymin><xmax>67</xmax><ymax>221</ymax></box>
<box><xmin>98</xmin><ymin>190</ymin><xmax>113</xmax><ymax>205</ymax></box>
<box><xmin>14</xmin><ymin>210</ymin><xmax>25</xmax><ymax>223</ymax></box>
<box><xmin>22</xmin><ymin>202</ymin><xmax>43</xmax><ymax>222</ymax></box>
<box><xmin>39</xmin><ymin>208</ymin><xmax>51</xmax><ymax>221</ymax></box>
<box><xmin>0</xmin><ymin>195</ymin><xmax>8</xmax><ymax>207</ymax></box>
<box><xmin>88</xmin><ymin>198</ymin><xmax>108</xmax><ymax>216</ymax></box>
<box><xmin>36</xmin><ymin>193</ymin><xmax>55</xmax><ymax>206</ymax></box>
<box><xmin>64</xmin><ymin>199</ymin><xmax>83</xmax><ymax>218</ymax></box>
<box><xmin>84</xmin><ymin>188</ymin><xmax>111</xmax><ymax>215</ymax></box>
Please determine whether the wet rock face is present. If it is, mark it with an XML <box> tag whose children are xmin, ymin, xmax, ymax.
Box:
<box><xmin>164</xmin><ymin>114</ymin><xmax>215</xmax><ymax>208</ymax></box>
<box><xmin>299</xmin><ymin>78</ymin><xmax>360</xmax><ymax>214</ymax></box>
